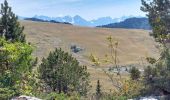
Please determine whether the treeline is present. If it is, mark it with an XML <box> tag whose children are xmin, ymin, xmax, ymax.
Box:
<box><xmin>24</xmin><ymin>18</ymin><xmax>72</xmax><ymax>25</ymax></box>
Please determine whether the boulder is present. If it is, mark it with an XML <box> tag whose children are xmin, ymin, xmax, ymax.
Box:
<box><xmin>11</xmin><ymin>95</ymin><xmax>42</xmax><ymax>100</ymax></box>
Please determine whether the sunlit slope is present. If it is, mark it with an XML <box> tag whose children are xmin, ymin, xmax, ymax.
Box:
<box><xmin>21</xmin><ymin>20</ymin><xmax>158</xmax><ymax>65</ymax></box>
<box><xmin>20</xmin><ymin>20</ymin><xmax>159</xmax><ymax>92</ymax></box>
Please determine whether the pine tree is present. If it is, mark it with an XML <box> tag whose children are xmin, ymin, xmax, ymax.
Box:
<box><xmin>95</xmin><ymin>80</ymin><xmax>102</xmax><ymax>100</ymax></box>
<box><xmin>39</xmin><ymin>48</ymin><xmax>90</xmax><ymax>95</ymax></box>
<box><xmin>141</xmin><ymin>0</ymin><xmax>170</xmax><ymax>44</ymax></box>
<box><xmin>0</xmin><ymin>0</ymin><xmax>25</xmax><ymax>42</ymax></box>
<box><xmin>96</xmin><ymin>80</ymin><xmax>101</xmax><ymax>96</ymax></box>
<box><xmin>141</xmin><ymin>0</ymin><xmax>170</xmax><ymax>94</ymax></box>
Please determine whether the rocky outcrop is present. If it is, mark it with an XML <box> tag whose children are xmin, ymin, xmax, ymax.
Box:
<box><xmin>11</xmin><ymin>95</ymin><xmax>42</xmax><ymax>100</ymax></box>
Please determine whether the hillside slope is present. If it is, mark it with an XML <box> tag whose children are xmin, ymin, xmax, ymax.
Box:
<box><xmin>20</xmin><ymin>20</ymin><xmax>158</xmax><ymax>91</ymax></box>
<box><xmin>21</xmin><ymin>20</ymin><xmax>157</xmax><ymax>63</ymax></box>
<box><xmin>98</xmin><ymin>17</ymin><xmax>151</xmax><ymax>30</ymax></box>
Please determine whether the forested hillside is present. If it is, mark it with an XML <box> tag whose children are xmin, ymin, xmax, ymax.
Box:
<box><xmin>98</xmin><ymin>17</ymin><xmax>151</xmax><ymax>30</ymax></box>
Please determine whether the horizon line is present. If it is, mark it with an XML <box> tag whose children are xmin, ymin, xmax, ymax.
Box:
<box><xmin>18</xmin><ymin>14</ymin><xmax>147</xmax><ymax>21</ymax></box>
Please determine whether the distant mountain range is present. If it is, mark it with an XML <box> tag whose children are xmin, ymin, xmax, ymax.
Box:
<box><xmin>31</xmin><ymin>15</ymin><xmax>143</xmax><ymax>27</ymax></box>
<box><xmin>98</xmin><ymin>17</ymin><xmax>151</xmax><ymax>30</ymax></box>
<box><xmin>22</xmin><ymin>15</ymin><xmax>151</xmax><ymax>30</ymax></box>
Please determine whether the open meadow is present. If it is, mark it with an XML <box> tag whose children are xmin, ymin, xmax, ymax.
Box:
<box><xmin>21</xmin><ymin>20</ymin><xmax>159</xmax><ymax>92</ymax></box>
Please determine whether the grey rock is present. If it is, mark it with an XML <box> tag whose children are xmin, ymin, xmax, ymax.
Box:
<box><xmin>11</xmin><ymin>95</ymin><xmax>42</xmax><ymax>100</ymax></box>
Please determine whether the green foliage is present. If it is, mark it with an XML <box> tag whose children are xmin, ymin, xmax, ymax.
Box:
<box><xmin>0</xmin><ymin>70</ymin><xmax>14</xmax><ymax>87</ymax></box>
<box><xmin>0</xmin><ymin>38</ymin><xmax>33</xmax><ymax>75</ymax></box>
<box><xmin>146</xmin><ymin>57</ymin><xmax>156</xmax><ymax>65</ymax></box>
<box><xmin>0</xmin><ymin>71</ymin><xmax>19</xmax><ymax>99</ymax></box>
<box><xmin>18</xmin><ymin>71</ymin><xmax>40</xmax><ymax>96</ymax></box>
<box><xmin>39</xmin><ymin>48</ymin><xmax>90</xmax><ymax>95</ymax></box>
<box><xmin>0</xmin><ymin>38</ymin><xmax>35</xmax><ymax>98</ymax></box>
<box><xmin>104</xmin><ymin>96</ymin><xmax>128</xmax><ymax>100</ymax></box>
<box><xmin>0</xmin><ymin>0</ymin><xmax>25</xmax><ymax>42</ymax></box>
<box><xmin>97</xmin><ymin>93</ymin><xmax>128</xmax><ymax>100</ymax></box>
<box><xmin>141</xmin><ymin>0</ymin><xmax>170</xmax><ymax>95</ymax></box>
<box><xmin>0</xmin><ymin>87</ymin><xmax>17</xmax><ymax>100</ymax></box>
<box><xmin>141</xmin><ymin>0</ymin><xmax>170</xmax><ymax>43</ymax></box>
<box><xmin>160</xmin><ymin>48</ymin><xmax>170</xmax><ymax>70</ymax></box>
<box><xmin>118</xmin><ymin>80</ymin><xmax>143</xmax><ymax>99</ymax></box>
<box><xmin>45</xmin><ymin>92</ymin><xmax>67</xmax><ymax>100</ymax></box>
<box><xmin>144</xmin><ymin>54</ymin><xmax>170</xmax><ymax>94</ymax></box>
<box><xmin>43</xmin><ymin>92</ymin><xmax>80</xmax><ymax>100</ymax></box>
<box><xmin>130</xmin><ymin>67</ymin><xmax>141</xmax><ymax>80</ymax></box>
<box><xmin>144</xmin><ymin>66</ymin><xmax>158</xmax><ymax>82</ymax></box>
<box><xmin>0</xmin><ymin>0</ymin><xmax>37</xmax><ymax>98</ymax></box>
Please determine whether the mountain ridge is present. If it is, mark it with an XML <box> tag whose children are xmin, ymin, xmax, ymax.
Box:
<box><xmin>31</xmin><ymin>15</ymin><xmax>143</xmax><ymax>27</ymax></box>
<box><xmin>98</xmin><ymin>17</ymin><xmax>151</xmax><ymax>30</ymax></box>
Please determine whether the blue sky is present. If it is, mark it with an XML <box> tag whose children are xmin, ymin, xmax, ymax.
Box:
<box><xmin>0</xmin><ymin>0</ymin><xmax>145</xmax><ymax>20</ymax></box>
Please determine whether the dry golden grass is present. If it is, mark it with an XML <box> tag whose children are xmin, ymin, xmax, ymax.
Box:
<box><xmin>20</xmin><ymin>20</ymin><xmax>159</xmax><ymax>92</ymax></box>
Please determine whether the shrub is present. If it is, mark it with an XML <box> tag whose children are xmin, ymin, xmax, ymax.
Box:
<box><xmin>0</xmin><ymin>87</ymin><xmax>18</xmax><ymax>100</ymax></box>
<box><xmin>130</xmin><ymin>67</ymin><xmax>141</xmax><ymax>80</ymax></box>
